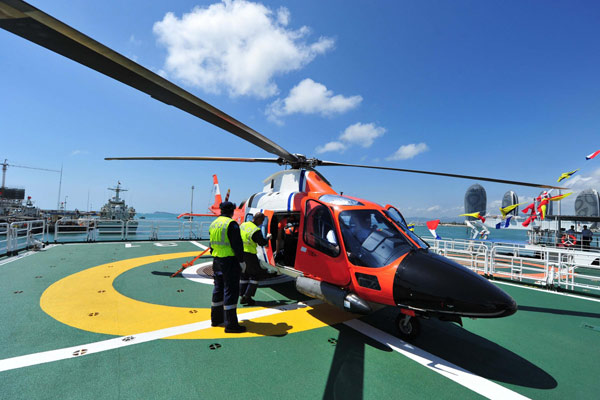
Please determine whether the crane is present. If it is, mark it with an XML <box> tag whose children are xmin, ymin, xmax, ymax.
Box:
<box><xmin>1</xmin><ymin>159</ymin><xmax>62</xmax><ymax>208</ymax></box>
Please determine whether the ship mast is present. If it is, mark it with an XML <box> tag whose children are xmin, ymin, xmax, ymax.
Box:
<box><xmin>108</xmin><ymin>181</ymin><xmax>127</xmax><ymax>202</ymax></box>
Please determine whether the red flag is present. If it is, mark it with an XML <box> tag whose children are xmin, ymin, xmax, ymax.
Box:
<box><xmin>426</xmin><ymin>219</ymin><xmax>440</xmax><ymax>230</ymax></box>
<box><xmin>586</xmin><ymin>150</ymin><xmax>600</xmax><ymax>160</ymax></box>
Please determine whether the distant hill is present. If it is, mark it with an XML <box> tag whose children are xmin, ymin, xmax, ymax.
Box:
<box><xmin>405</xmin><ymin>216</ymin><xmax>464</xmax><ymax>224</ymax></box>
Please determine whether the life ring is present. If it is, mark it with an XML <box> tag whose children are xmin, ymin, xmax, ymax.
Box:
<box><xmin>561</xmin><ymin>234</ymin><xmax>577</xmax><ymax>247</ymax></box>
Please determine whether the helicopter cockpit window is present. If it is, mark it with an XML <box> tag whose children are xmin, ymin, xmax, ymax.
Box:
<box><xmin>339</xmin><ymin>210</ymin><xmax>413</xmax><ymax>268</ymax></box>
<box><xmin>383</xmin><ymin>209</ymin><xmax>429</xmax><ymax>249</ymax></box>
<box><xmin>304</xmin><ymin>200</ymin><xmax>340</xmax><ymax>257</ymax></box>
<box><xmin>385</xmin><ymin>207</ymin><xmax>407</xmax><ymax>227</ymax></box>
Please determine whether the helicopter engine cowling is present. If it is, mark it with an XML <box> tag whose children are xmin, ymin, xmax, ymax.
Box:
<box><xmin>296</xmin><ymin>276</ymin><xmax>371</xmax><ymax>314</ymax></box>
<box><xmin>393</xmin><ymin>250</ymin><xmax>517</xmax><ymax>318</ymax></box>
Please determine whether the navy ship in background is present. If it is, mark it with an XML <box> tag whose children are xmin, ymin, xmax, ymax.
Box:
<box><xmin>98</xmin><ymin>182</ymin><xmax>138</xmax><ymax>233</ymax></box>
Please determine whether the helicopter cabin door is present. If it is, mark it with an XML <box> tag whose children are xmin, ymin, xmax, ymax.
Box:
<box><xmin>245</xmin><ymin>208</ymin><xmax>275</xmax><ymax>267</ymax></box>
<box><xmin>295</xmin><ymin>198</ymin><xmax>350</xmax><ymax>286</ymax></box>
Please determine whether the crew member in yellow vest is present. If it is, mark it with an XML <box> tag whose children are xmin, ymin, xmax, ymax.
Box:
<box><xmin>209</xmin><ymin>201</ymin><xmax>246</xmax><ymax>333</ymax></box>
<box><xmin>239</xmin><ymin>212</ymin><xmax>272</xmax><ymax>306</ymax></box>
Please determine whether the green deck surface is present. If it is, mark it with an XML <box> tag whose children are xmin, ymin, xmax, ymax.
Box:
<box><xmin>1</xmin><ymin>242</ymin><xmax>599</xmax><ymax>399</ymax></box>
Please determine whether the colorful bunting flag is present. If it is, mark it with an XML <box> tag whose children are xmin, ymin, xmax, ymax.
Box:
<box><xmin>557</xmin><ymin>169</ymin><xmax>579</xmax><ymax>182</ymax></box>
<box><xmin>586</xmin><ymin>150</ymin><xmax>600</xmax><ymax>160</ymax></box>
<box><xmin>426</xmin><ymin>219</ymin><xmax>441</xmax><ymax>240</ymax></box>
<box><xmin>499</xmin><ymin>203</ymin><xmax>523</xmax><ymax>218</ymax></box>
<box><xmin>459</xmin><ymin>211</ymin><xmax>486</xmax><ymax>223</ymax></box>
<box><xmin>549</xmin><ymin>192</ymin><xmax>573</xmax><ymax>202</ymax></box>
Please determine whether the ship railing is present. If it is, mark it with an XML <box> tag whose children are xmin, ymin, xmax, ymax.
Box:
<box><xmin>432</xmin><ymin>238</ymin><xmax>600</xmax><ymax>294</ymax></box>
<box><xmin>552</xmin><ymin>249</ymin><xmax>600</xmax><ymax>293</ymax></box>
<box><xmin>0</xmin><ymin>223</ymin><xmax>8</xmax><ymax>255</ymax></box>
<box><xmin>150</xmin><ymin>220</ymin><xmax>181</xmax><ymax>240</ymax></box>
<box><xmin>428</xmin><ymin>238</ymin><xmax>488</xmax><ymax>274</ymax></box>
<box><xmin>181</xmin><ymin>221</ymin><xmax>211</xmax><ymax>240</ymax></box>
<box><xmin>52</xmin><ymin>219</ymin><xmax>213</xmax><ymax>242</ymax></box>
<box><xmin>3</xmin><ymin>220</ymin><xmax>46</xmax><ymax>255</ymax></box>
<box><xmin>95</xmin><ymin>219</ymin><xmax>125</xmax><ymax>238</ymax></box>
<box><xmin>490</xmin><ymin>245</ymin><xmax>551</xmax><ymax>286</ymax></box>
<box><xmin>54</xmin><ymin>218</ymin><xmax>97</xmax><ymax>243</ymax></box>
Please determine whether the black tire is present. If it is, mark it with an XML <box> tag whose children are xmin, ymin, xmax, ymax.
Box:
<box><xmin>395</xmin><ymin>314</ymin><xmax>421</xmax><ymax>340</ymax></box>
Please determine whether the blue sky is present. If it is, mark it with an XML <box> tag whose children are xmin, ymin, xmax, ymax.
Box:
<box><xmin>1</xmin><ymin>0</ymin><xmax>599</xmax><ymax>216</ymax></box>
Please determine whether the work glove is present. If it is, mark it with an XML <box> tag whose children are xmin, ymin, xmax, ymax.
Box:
<box><xmin>265</xmin><ymin>233</ymin><xmax>272</xmax><ymax>241</ymax></box>
<box><xmin>240</xmin><ymin>262</ymin><xmax>246</xmax><ymax>273</ymax></box>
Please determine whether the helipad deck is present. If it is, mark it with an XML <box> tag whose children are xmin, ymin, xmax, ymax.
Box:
<box><xmin>1</xmin><ymin>241</ymin><xmax>599</xmax><ymax>399</ymax></box>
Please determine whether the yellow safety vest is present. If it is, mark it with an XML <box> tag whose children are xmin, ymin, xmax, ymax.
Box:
<box><xmin>240</xmin><ymin>221</ymin><xmax>261</xmax><ymax>254</ymax></box>
<box><xmin>209</xmin><ymin>216</ymin><xmax>235</xmax><ymax>258</ymax></box>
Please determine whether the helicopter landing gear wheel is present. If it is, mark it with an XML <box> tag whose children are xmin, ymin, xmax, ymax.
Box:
<box><xmin>396</xmin><ymin>314</ymin><xmax>421</xmax><ymax>340</ymax></box>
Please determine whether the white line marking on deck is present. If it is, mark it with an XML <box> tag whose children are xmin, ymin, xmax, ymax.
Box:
<box><xmin>344</xmin><ymin>320</ymin><xmax>530</xmax><ymax>400</ymax></box>
<box><xmin>190</xmin><ymin>241</ymin><xmax>208</xmax><ymax>249</ymax></box>
<box><xmin>0</xmin><ymin>300</ymin><xmax>320</xmax><ymax>373</ymax></box>
<box><xmin>0</xmin><ymin>245</ymin><xmax>56</xmax><ymax>266</ymax></box>
<box><xmin>124</xmin><ymin>243</ymin><xmax>139</xmax><ymax>248</ymax></box>
<box><xmin>495</xmin><ymin>280</ymin><xmax>600</xmax><ymax>303</ymax></box>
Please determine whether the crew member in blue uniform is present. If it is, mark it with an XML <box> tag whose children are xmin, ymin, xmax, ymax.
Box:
<box><xmin>239</xmin><ymin>212</ymin><xmax>271</xmax><ymax>306</ymax></box>
<box><xmin>209</xmin><ymin>201</ymin><xmax>247</xmax><ymax>333</ymax></box>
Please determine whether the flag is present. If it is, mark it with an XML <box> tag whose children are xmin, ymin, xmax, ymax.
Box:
<box><xmin>499</xmin><ymin>203</ymin><xmax>523</xmax><ymax>218</ymax></box>
<box><xmin>522</xmin><ymin>202</ymin><xmax>535</xmax><ymax>214</ymax></box>
<box><xmin>549</xmin><ymin>192</ymin><xmax>573</xmax><ymax>202</ymax></box>
<box><xmin>495</xmin><ymin>216</ymin><xmax>513</xmax><ymax>229</ymax></box>
<box><xmin>522</xmin><ymin>213</ymin><xmax>537</xmax><ymax>227</ymax></box>
<box><xmin>407</xmin><ymin>223</ymin><xmax>415</xmax><ymax>232</ymax></box>
<box><xmin>426</xmin><ymin>219</ymin><xmax>441</xmax><ymax>240</ymax></box>
<box><xmin>459</xmin><ymin>211</ymin><xmax>486</xmax><ymax>223</ymax></box>
<box><xmin>557</xmin><ymin>169</ymin><xmax>579</xmax><ymax>182</ymax></box>
<box><xmin>537</xmin><ymin>198</ymin><xmax>549</xmax><ymax>220</ymax></box>
<box><xmin>586</xmin><ymin>150</ymin><xmax>600</xmax><ymax>160</ymax></box>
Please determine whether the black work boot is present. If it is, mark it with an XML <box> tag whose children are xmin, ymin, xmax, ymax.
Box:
<box><xmin>224</xmin><ymin>324</ymin><xmax>247</xmax><ymax>333</ymax></box>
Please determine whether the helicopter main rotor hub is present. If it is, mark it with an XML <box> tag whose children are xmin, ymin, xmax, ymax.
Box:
<box><xmin>278</xmin><ymin>154</ymin><xmax>323</xmax><ymax>169</ymax></box>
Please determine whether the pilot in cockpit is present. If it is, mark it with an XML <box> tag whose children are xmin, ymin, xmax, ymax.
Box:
<box><xmin>350</xmin><ymin>212</ymin><xmax>374</xmax><ymax>244</ymax></box>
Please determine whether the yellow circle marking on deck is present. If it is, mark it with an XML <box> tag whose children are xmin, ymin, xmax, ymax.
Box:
<box><xmin>40</xmin><ymin>252</ymin><xmax>353</xmax><ymax>339</ymax></box>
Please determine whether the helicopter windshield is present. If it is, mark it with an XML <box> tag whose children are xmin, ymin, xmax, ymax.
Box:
<box><xmin>338</xmin><ymin>209</ymin><xmax>414</xmax><ymax>268</ymax></box>
<box><xmin>383</xmin><ymin>208</ymin><xmax>429</xmax><ymax>249</ymax></box>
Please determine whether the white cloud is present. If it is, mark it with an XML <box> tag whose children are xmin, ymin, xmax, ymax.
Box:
<box><xmin>153</xmin><ymin>0</ymin><xmax>334</xmax><ymax>98</ymax></box>
<box><xmin>266</xmin><ymin>78</ymin><xmax>362</xmax><ymax>123</ymax></box>
<box><xmin>70</xmin><ymin>150</ymin><xmax>88</xmax><ymax>156</ymax></box>
<box><xmin>129</xmin><ymin>35</ymin><xmax>142</xmax><ymax>46</ymax></box>
<box><xmin>315</xmin><ymin>122</ymin><xmax>386</xmax><ymax>154</ymax></box>
<box><xmin>426</xmin><ymin>205</ymin><xmax>441</xmax><ymax>212</ymax></box>
<box><xmin>315</xmin><ymin>141</ymin><xmax>347</xmax><ymax>154</ymax></box>
<box><xmin>386</xmin><ymin>142</ymin><xmax>428</xmax><ymax>161</ymax></box>
<box><xmin>340</xmin><ymin>122</ymin><xmax>385</xmax><ymax>148</ymax></box>
<box><xmin>564</xmin><ymin>168</ymin><xmax>600</xmax><ymax>192</ymax></box>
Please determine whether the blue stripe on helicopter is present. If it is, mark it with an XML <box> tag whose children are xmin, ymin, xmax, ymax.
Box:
<box><xmin>299</xmin><ymin>170</ymin><xmax>306</xmax><ymax>192</ymax></box>
<box><xmin>287</xmin><ymin>192</ymin><xmax>297</xmax><ymax>211</ymax></box>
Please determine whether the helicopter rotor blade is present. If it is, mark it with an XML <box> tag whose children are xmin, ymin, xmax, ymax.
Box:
<box><xmin>318</xmin><ymin>161</ymin><xmax>566</xmax><ymax>190</ymax></box>
<box><xmin>0</xmin><ymin>0</ymin><xmax>298</xmax><ymax>164</ymax></box>
<box><xmin>105</xmin><ymin>156</ymin><xmax>282</xmax><ymax>164</ymax></box>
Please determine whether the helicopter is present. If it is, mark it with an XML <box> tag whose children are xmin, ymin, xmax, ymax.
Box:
<box><xmin>0</xmin><ymin>0</ymin><xmax>567</xmax><ymax>339</ymax></box>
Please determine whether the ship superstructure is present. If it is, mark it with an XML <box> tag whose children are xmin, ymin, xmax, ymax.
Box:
<box><xmin>100</xmin><ymin>182</ymin><xmax>136</xmax><ymax>221</ymax></box>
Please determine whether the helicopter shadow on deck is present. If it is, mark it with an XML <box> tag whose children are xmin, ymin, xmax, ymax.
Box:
<box><xmin>518</xmin><ymin>305</ymin><xmax>600</xmax><ymax>319</ymax></box>
<box><xmin>267</xmin><ymin>283</ymin><xmax>391</xmax><ymax>400</ymax></box>
<box><xmin>364</xmin><ymin>308</ymin><xmax>557</xmax><ymax>390</ymax></box>
<box><xmin>267</xmin><ymin>283</ymin><xmax>556</xmax><ymax>397</ymax></box>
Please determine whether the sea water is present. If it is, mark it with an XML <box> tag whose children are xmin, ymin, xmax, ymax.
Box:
<box><xmin>413</xmin><ymin>225</ymin><xmax>529</xmax><ymax>244</ymax></box>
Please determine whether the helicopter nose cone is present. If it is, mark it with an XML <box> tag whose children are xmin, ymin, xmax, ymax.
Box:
<box><xmin>393</xmin><ymin>250</ymin><xmax>517</xmax><ymax>318</ymax></box>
